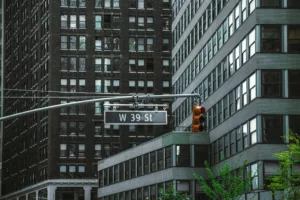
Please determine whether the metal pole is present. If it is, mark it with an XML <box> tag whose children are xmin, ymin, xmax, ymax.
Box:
<box><xmin>0</xmin><ymin>94</ymin><xmax>200</xmax><ymax>121</ymax></box>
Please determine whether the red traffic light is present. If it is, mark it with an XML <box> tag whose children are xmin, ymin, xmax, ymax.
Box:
<box><xmin>192</xmin><ymin>105</ymin><xmax>206</xmax><ymax>132</ymax></box>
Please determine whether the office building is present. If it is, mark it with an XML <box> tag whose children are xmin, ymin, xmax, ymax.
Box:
<box><xmin>97</xmin><ymin>132</ymin><xmax>210</xmax><ymax>200</ymax></box>
<box><xmin>172</xmin><ymin>0</ymin><xmax>300</xmax><ymax>199</ymax></box>
<box><xmin>1</xmin><ymin>0</ymin><xmax>172</xmax><ymax>199</ymax></box>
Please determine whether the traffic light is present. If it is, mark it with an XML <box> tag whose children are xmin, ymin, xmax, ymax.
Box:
<box><xmin>192</xmin><ymin>105</ymin><xmax>206</xmax><ymax>132</ymax></box>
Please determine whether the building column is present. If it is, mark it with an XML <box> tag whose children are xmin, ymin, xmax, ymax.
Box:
<box><xmin>36</xmin><ymin>190</ymin><xmax>38</xmax><ymax>200</ymax></box>
<box><xmin>84</xmin><ymin>186</ymin><xmax>92</xmax><ymax>200</ymax></box>
<box><xmin>47</xmin><ymin>185</ymin><xmax>57</xmax><ymax>200</ymax></box>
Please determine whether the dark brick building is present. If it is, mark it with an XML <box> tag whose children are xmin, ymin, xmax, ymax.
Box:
<box><xmin>1</xmin><ymin>0</ymin><xmax>171</xmax><ymax>199</ymax></box>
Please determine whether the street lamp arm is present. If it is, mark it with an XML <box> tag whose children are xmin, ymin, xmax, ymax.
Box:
<box><xmin>0</xmin><ymin>93</ymin><xmax>200</xmax><ymax>121</ymax></box>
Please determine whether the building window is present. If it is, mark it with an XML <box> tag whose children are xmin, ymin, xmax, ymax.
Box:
<box><xmin>70</xmin><ymin>15</ymin><xmax>77</xmax><ymax>28</ymax></box>
<box><xmin>261</xmin><ymin>70</ymin><xmax>282</xmax><ymax>98</ymax></box>
<box><xmin>95</xmin><ymin>102</ymin><xmax>101</xmax><ymax>114</ymax></box>
<box><xmin>78</xmin><ymin>144</ymin><xmax>85</xmax><ymax>157</ymax></box>
<box><xmin>61</xmin><ymin>57</ymin><xmax>68</xmax><ymax>70</ymax></box>
<box><xmin>138</xmin><ymin>38</ymin><xmax>145</xmax><ymax>51</ymax></box>
<box><xmin>138</xmin><ymin>17</ymin><xmax>144</xmax><ymax>28</ymax></box>
<box><xmin>288</xmin><ymin>70</ymin><xmax>300</xmax><ymax>98</ymax></box>
<box><xmin>61</xmin><ymin>36</ymin><xmax>68</xmax><ymax>49</ymax></box>
<box><xmin>138</xmin><ymin>0</ymin><xmax>144</xmax><ymax>9</ymax></box>
<box><xmin>147</xmin><ymin>38</ymin><xmax>153</xmax><ymax>51</ymax></box>
<box><xmin>261</xmin><ymin>25</ymin><xmax>281</xmax><ymax>53</ymax></box>
<box><xmin>79</xmin><ymin>15</ymin><xmax>86</xmax><ymax>28</ymax></box>
<box><xmin>61</xmin><ymin>79</ymin><xmax>67</xmax><ymax>91</ymax></box>
<box><xmin>249</xmin><ymin>73</ymin><xmax>256</xmax><ymax>101</ymax></box>
<box><xmin>61</xmin><ymin>15</ymin><xmax>67</xmax><ymax>28</ymax></box>
<box><xmin>61</xmin><ymin>0</ymin><xmax>67</xmax><ymax>6</ymax></box>
<box><xmin>176</xmin><ymin>145</ymin><xmax>190</xmax><ymax>167</ymax></box>
<box><xmin>288</xmin><ymin>26</ymin><xmax>300</xmax><ymax>53</ymax></box>
<box><xmin>104</xmin><ymin>0</ymin><xmax>111</xmax><ymax>8</ymax></box>
<box><xmin>242</xmin><ymin>123</ymin><xmax>248</xmax><ymax>148</ymax></box>
<box><xmin>163</xmin><ymin>38</ymin><xmax>169</xmax><ymax>51</ymax></box>
<box><xmin>287</xmin><ymin>0</ymin><xmax>300</xmax><ymax>7</ymax></box>
<box><xmin>289</xmin><ymin>115</ymin><xmax>300</xmax><ymax>135</ymax></box>
<box><xmin>261</xmin><ymin>0</ymin><xmax>281</xmax><ymax>7</ymax></box>
<box><xmin>129</xmin><ymin>16</ymin><xmax>136</xmax><ymax>29</ymax></box>
<box><xmin>60</xmin><ymin>144</ymin><xmax>67</xmax><ymax>157</ymax></box>
<box><xmin>70</xmin><ymin>0</ymin><xmax>76</xmax><ymax>7</ymax></box>
<box><xmin>95</xmin><ymin>58</ymin><xmax>102</xmax><ymax>71</ymax></box>
<box><xmin>104</xmin><ymin>58</ymin><xmax>111</xmax><ymax>72</ymax></box>
<box><xmin>230</xmin><ymin>130</ymin><xmax>236</xmax><ymax>155</ymax></box>
<box><xmin>70</xmin><ymin>36</ymin><xmax>77</xmax><ymax>49</ymax></box>
<box><xmin>249</xmin><ymin>29</ymin><xmax>256</xmax><ymax>57</ymax></box>
<box><xmin>79</xmin><ymin>36</ymin><xmax>86</xmax><ymax>50</ymax></box>
<box><xmin>95</xmin><ymin>16</ymin><xmax>102</xmax><ymax>29</ymax></box>
<box><xmin>113</xmin><ymin>0</ymin><xmax>119</xmax><ymax>8</ymax></box>
<box><xmin>79</xmin><ymin>58</ymin><xmax>86</xmax><ymax>71</ymax></box>
<box><xmin>79</xmin><ymin>0</ymin><xmax>86</xmax><ymax>7</ymax></box>
<box><xmin>129</xmin><ymin>38</ymin><xmax>136</xmax><ymax>51</ymax></box>
<box><xmin>95</xmin><ymin>144</ymin><xmax>102</xmax><ymax>158</ymax></box>
<box><xmin>95</xmin><ymin>37</ymin><xmax>102</xmax><ymax>50</ymax></box>
<box><xmin>95</xmin><ymin>0</ymin><xmax>102</xmax><ymax>7</ymax></box>
<box><xmin>79</xmin><ymin>79</ymin><xmax>86</xmax><ymax>92</ymax></box>
<box><xmin>147</xmin><ymin>17</ymin><xmax>153</xmax><ymax>30</ymax></box>
<box><xmin>262</xmin><ymin>115</ymin><xmax>283</xmax><ymax>143</ymax></box>
<box><xmin>250</xmin><ymin>118</ymin><xmax>257</xmax><ymax>145</ymax></box>
<box><xmin>144</xmin><ymin>154</ymin><xmax>149</xmax><ymax>174</ymax></box>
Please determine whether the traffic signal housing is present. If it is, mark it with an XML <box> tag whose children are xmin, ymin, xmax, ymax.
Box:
<box><xmin>192</xmin><ymin>105</ymin><xmax>206</xmax><ymax>132</ymax></box>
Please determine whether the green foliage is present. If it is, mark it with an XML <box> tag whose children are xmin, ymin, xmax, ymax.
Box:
<box><xmin>194</xmin><ymin>157</ymin><xmax>257</xmax><ymax>200</ymax></box>
<box><xmin>159</xmin><ymin>187</ymin><xmax>190</xmax><ymax>200</ymax></box>
<box><xmin>267</xmin><ymin>130</ymin><xmax>300</xmax><ymax>200</ymax></box>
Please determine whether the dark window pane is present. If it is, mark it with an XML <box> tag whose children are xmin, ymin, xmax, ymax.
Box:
<box><xmin>261</xmin><ymin>0</ymin><xmax>280</xmax><ymax>7</ymax></box>
<box><xmin>194</xmin><ymin>145</ymin><xmax>209</xmax><ymax>167</ymax></box>
<box><xmin>261</xmin><ymin>70</ymin><xmax>282</xmax><ymax>98</ymax></box>
<box><xmin>288</xmin><ymin>26</ymin><xmax>300</xmax><ymax>53</ymax></box>
<box><xmin>176</xmin><ymin>145</ymin><xmax>190</xmax><ymax>167</ymax></box>
<box><xmin>165</xmin><ymin>146</ymin><xmax>172</xmax><ymax>168</ymax></box>
<box><xmin>289</xmin><ymin>115</ymin><xmax>300</xmax><ymax>135</ymax></box>
<box><xmin>289</xmin><ymin>70</ymin><xmax>300</xmax><ymax>98</ymax></box>
<box><xmin>150</xmin><ymin>152</ymin><xmax>156</xmax><ymax>172</ymax></box>
<box><xmin>262</xmin><ymin>115</ymin><xmax>283</xmax><ymax>143</ymax></box>
<box><xmin>287</xmin><ymin>0</ymin><xmax>300</xmax><ymax>8</ymax></box>
<box><xmin>261</xmin><ymin>25</ymin><xmax>281</xmax><ymax>53</ymax></box>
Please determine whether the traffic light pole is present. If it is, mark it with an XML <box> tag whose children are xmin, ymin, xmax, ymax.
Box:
<box><xmin>0</xmin><ymin>93</ymin><xmax>200</xmax><ymax>122</ymax></box>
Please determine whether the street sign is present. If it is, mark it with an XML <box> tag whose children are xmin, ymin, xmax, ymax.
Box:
<box><xmin>104</xmin><ymin>110</ymin><xmax>168</xmax><ymax>125</ymax></box>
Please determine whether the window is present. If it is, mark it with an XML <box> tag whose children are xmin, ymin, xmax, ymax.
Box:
<box><xmin>104</xmin><ymin>58</ymin><xmax>111</xmax><ymax>72</ymax></box>
<box><xmin>261</xmin><ymin>0</ymin><xmax>280</xmax><ymax>7</ymax></box>
<box><xmin>104</xmin><ymin>0</ymin><xmax>111</xmax><ymax>8</ymax></box>
<box><xmin>242</xmin><ymin>123</ymin><xmax>248</xmax><ymax>148</ymax></box>
<box><xmin>95</xmin><ymin>0</ymin><xmax>102</xmax><ymax>7</ymax></box>
<box><xmin>70</xmin><ymin>79</ymin><xmax>76</xmax><ymax>92</ymax></box>
<box><xmin>129</xmin><ymin>0</ymin><xmax>137</xmax><ymax>8</ymax></box>
<box><xmin>95</xmin><ymin>102</ymin><xmax>101</xmax><ymax>114</ymax></box>
<box><xmin>138</xmin><ymin>0</ymin><xmax>144</xmax><ymax>9</ymax></box>
<box><xmin>147</xmin><ymin>38</ymin><xmax>153</xmax><ymax>51</ymax></box>
<box><xmin>194</xmin><ymin>145</ymin><xmax>208</xmax><ymax>167</ymax></box>
<box><xmin>262</xmin><ymin>115</ymin><xmax>283</xmax><ymax>143</ymax></box>
<box><xmin>70</xmin><ymin>36</ymin><xmax>77</xmax><ymax>49</ymax></box>
<box><xmin>147</xmin><ymin>17</ymin><xmax>153</xmax><ymax>30</ymax></box>
<box><xmin>61</xmin><ymin>0</ymin><xmax>67</xmax><ymax>6</ymax></box>
<box><xmin>79</xmin><ymin>58</ymin><xmax>85</xmax><ymax>71</ymax></box>
<box><xmin>163</xmin><ymin>18</ymin><xmax>170</xmax><ymax>31</ymax></box>
<box><xmin>113</xmin><ymin>0</ymin><xmax>119</xmax><ymax>8</ymax></box>
<box><xmin>70</xmin><ymin>57</ymin><xmax>77</xmax><ymax>70</ymax></box>
<box><xmin>287</xmin><ymin>0</ymin><xmax>300</xmax><ymax>8</ymax></box>
<box><xmin>79</xmin><ymin>166</ymin><xmax>85</xmax><ymax>173</ymax></box>
<box><xmin>242</xmin><ymin>80</ymin><xmax>248</xmax><ymax>106</ymax></box>
<box><xmin>61</xmin><ymin>57</ymin><xmax>67</xmax><ymax>70</ymax></box>
<box><xmin>70</xmin><ymin>15</ymin><xmax>77</xmax><ymax>28</ymax></box>
<box><xmin>289</xmin><ymin>115</ymin><xmax>300</xmax><ymax>135</ymax></box>
<box><xmin>129</xmin><ymin>16</ymin><xmax>136</xmax><ymax>29</ymax></box>
<box><xmin>261</xmin><ymin>25</ymin><xmax>281</xmax><ymax>53</ymax></box>
<box><xmin>144</xmin><ymin>154</ymin><xmax>149</xmax><ymax>174</ymax></box>
<box><xmin>95</xmin><ymin>16</ymin><xmax>102</xmax><ymax>29</ymax></box>
<box><xmin>249</xmin><ymin>73</ymin><xmax>256</xmax><ymax>101</ymax></box>
<box><xmin>129</xmin><ymin>38</ymin><xmax>136</xmax><ymax>51</ymax></box>
<box><xmin>163</xmin><ymin>38</ymin><xmax>169</xmax><ymax>51</ymax></box>
<box><xmin>95</xmin><ymin>58</ymin><xmax>102</xmax><ymax>71</ymax></box>
<box><xmin>79</xmin><ymin>79</ymin><xmax>86</xmax><ymax>92</ymax></box>
<box><xmin>95</xmin><ymin>37</ymin><xmax>102</xmax><ymax>50</ymax></box>
<box><xmin>131</xmin><ymin>159</ymin><xmax>136</xmax><ymax>178</ymax></box>
<box><xmin>60</xmin><ymin>166</ymin><xmax>66</xmax><ymax>173</ymax></box>
<box><xmin>235</xmin><ymin>85</ymin><xmax>241</xmax><ymax>111</ymax></box>
<box><xmin>61</xmin><ymin>15</ymin><xmax>67</xmax><ymax>28</ymax></box>
<box><xmin>61</xmin><ymin>36</ymin><xmax>67</xmax><ymax>49</ymax></box>
<box><xmin>60</xmin><ymin>144</ymin><xmax>67</xmax><ymax>157</ymax></box>
<box><xmin>138</xmin><ymin>17</ymin><xmax>144</xmax><ymax>28</ymax></box>
<box><xmin>95</xmin><ymin>144</ymin><xmax>102</xmax><ymax>158</ymax></box>
<box><xmin>61</xmin><ymin>79</ymin><xmax>67</xmax><ymax>91</ymax></box>
<box><xmin>250</xmin><ymin>118</ymin><xmax>257</xmax><ymax>145</ymax></box>
<box><xmin>230</xmin><ymin>130</ymin><xmax>236</xmax><ymax>155</ymax></box>
<box><xmin>79</xmin><ymin>0</ymin><xmax>86</xmax><ymax>7</ymax></box>
<box><xmin>288</xmin><ymin>26</ymin><xmax>300</xmax><ymax>53</ymax></box>
<box><xmin>249</xmin><ymin>29</ymin><xmax>256</xmax><ymax>57</ymax></box>
<box><xmin>79</xmin><ymin>15</ymin><xmax>86</xmax><ymax>28</ymax></box>
<box><xmin>78</xmin><ymin>144</ymin><xmax>85</xmax><ymax>157</ymax></box>
<box><xmin>79</xmin><ymin>36</ymin><xmax>86</xmax><ymax>50</ymax></box>
<box><xmin>70</xmin><ymin>0</ymin><xmax>76</xmax><ymax>7</ymax></box>
<box><xmin>176</xmin><ymin>145</ymin><xmax>190</xmax><ymax>167</ymax></box>
<box><xmin>261</xmin><ymin>70</ymin><xmax>282</xmax><ymax>98</ymax></box>
<box><xmin>138</xmin><ymin>38</ymin><xmax>144</xmax><ymax>51</ymax></box>
<box><xmin>289</xmin><ymin>70</ymin><xmax>300</xmax><ymax>98</ymax></box>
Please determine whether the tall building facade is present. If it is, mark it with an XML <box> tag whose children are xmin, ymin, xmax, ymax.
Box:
<box><xmin>1</xmin><ymin>0</ymin><xmax>172</xmax><ymax>199</ymax></box>
<box><xmin>172</xmin><ymin>0</ymin><xmax>300</xmax><ymax>198</ymax></box>
<box><xmin>0</xmin><ymin>0</ymin><xmax>4</xmax><ymax>196</ymax></box>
